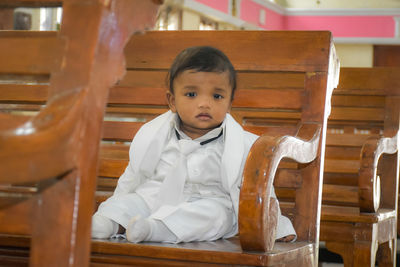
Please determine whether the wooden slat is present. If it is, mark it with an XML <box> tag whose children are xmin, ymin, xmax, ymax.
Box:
<box><xmin>233</xmin><ymin>110</ymin><xmax>301</xmax><ymax>121</ymax></box>
<box><xmin>322</xmin><ymin>184</ymin><xmax>359</xmax><ymax>206</ymax></box>
<box><xmin>325</xmin><ymin>146</ymin><xmax>361</xmax><ymax>160</ymax></box>
<box><xmin>99</xmin><ymin>144</ymin><xmax>129</xmax><ymax>160</ymax></box>
<box><xmin>118</xmin><ymin>70</ymin><xmax>167</xmax><ymax>87</ymax></box>
<box><xmin>108</xmin><ymin>87</ymin><xmax>167</xmax><ymax>106</ymax></box>
<box><xmin>275</xmin><ymin>169</ymin><xmax>302</xmax><ymax>188</ymax></box>
<box><xmin>333</xmin><ymin>89</ymin><xmax>385</xmax><ymax>96</ymax></box>
<box><xmin>237</xmin><ymin>72</ymin><xmax>304</xmax><ymax>89</ymax></box>
<box><xmin>96</xmin><ymin>177</ymin><xmax>118</xmax><ymax>191</ymax></box>
<box><xmin>0</xmin><ymin>74</ymin><xmax>50</xmax><ymax>84</ymax></box>
<box><xmin>102</xmin><ymin>121</ymin><xmax>144</xmax><ymax>142</ymax></box>
<box><xmin>332</xmin><ymin>94</ymin><xmax>385</xmax><ymax>108</ymax></box>
<box><xmin>326</xmin><ymin>133</ymin><xmax>375</xmax><ymax>147</ymax></box>
<box><xmin>0</xmin><ymin>84</ymin><xmax>48</xmax><ymax>103</ymax></box>
<box><xmin>323</xmin><ymin>173</ymin><xmax>358</xmax><ymax>187</ymax></box>
<box><xmin>327</xmin><ymin>121</ymin><xmax>383</xmax><ymax>130</ymax></box>
<box><xmin>105</xmin><ymin>107</ymin><xmax>167</xmax><ymax>117</ymax></box>
<box><xmin>234</xmin><ymin>89</ymin><xmax>303</xmax><ymax>109</ymax></box>
<box><xmin>330</xmin><ymin>107</ymin><xmax>384</xmax><ymax>122</ymax></box>
<box><xmin>324</xmin><ymin>159</ymin><xmax>360</xmax><ymax>174</ymax></box>
<box><xmin>98</xmin><ymin>144</ymin><xmax>130</xmax><ymax>178</ymax></box>
<box><xmin>275</xmin><ymin>180</ymin><xmax>358</xmax><ymax>206</ymax></box>
<box><xmin>337</xmin><ymin>67</ymin><xmax>400</xmax><ymax>92</ymax></box>
<box><xmin>0</xmin><ymin>31</ymin><xmax>62</xmax><ymax>75</ymax></box>
<box><xmin>275</xmin><ymin>188</ymin><xmax>296</xmax><ymax>201</ymax></box>
<box><xmin>125</xmin><ymin>31</ymin><xmax>332</xmax><ymax>72</ymax></box>
<box><xmin>0</xmin><ymin>104</ymin><xmax>42</xmax><ymax>113</ymax></box>
<box><xmin>98</xmin><ymin>158</ymin><xmax>127</xmax><ymax>178</ymax></box>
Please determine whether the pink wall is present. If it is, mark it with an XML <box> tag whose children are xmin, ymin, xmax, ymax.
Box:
<box><xmin>285</xmin><ymin>16</ymin><xmax>395</xmax><ymax>38</ymax></box>
<box><xmin>240</xmin><ymin>0</ymin><xmax>284</xmax><ymax>29</ymax></box>
<box><xmin>194</xmin><ymin>0</ymin><xmax>230</xmax><ymax>14</ymax></box>
<box><xmin>238</xmin><ymin>0</ymin><xmax>397</xmax><ymax>38</ymax></box>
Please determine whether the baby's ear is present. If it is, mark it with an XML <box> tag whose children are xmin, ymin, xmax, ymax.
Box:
<box><xmin>166</xmin><ymin>91</ymin><xmax>176</xmax><ymax>112</ymax></box>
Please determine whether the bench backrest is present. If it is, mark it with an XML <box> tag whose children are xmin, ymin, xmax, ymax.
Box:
<box><xmin>0</xmin><ymin>30</ymin><xmax>339</xmax><ymax>247</ymax></box>
<box><xmin>323</xmin><ymin>67</ymin><xmax>400</xmax><ymax>211</ymax></box>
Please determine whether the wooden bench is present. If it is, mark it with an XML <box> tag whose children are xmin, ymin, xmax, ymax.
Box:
<box><xmin>90</xmin><ymin>30</ymin><xmax>340</xmax><ymax>267</ymax></box>
<box><xmin>0</xmin><ymin>0</ymin><xmax>161</xmax><ymax>266</ymax></box>
<box><xmin>0</xmin><ymin>30</ymin><xmax>339</xmax><ymax>266</ymax></box>
<box><xmin>320</xmin><ymin>67</ymin><xmax>400</xmax><ymax>266</ymax></box>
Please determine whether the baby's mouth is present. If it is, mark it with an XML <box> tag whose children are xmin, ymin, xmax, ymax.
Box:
<box><xmin>196</xmin><ymin>113</ymin><xmax>212</xmax><ymax>120</ymax></box>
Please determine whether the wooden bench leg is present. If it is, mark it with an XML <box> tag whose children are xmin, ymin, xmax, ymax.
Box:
<box><xmin>353</xmin><ymin>241</ymin><xmax>378</xmax><ymax>267</ymax></box>
<box><xmin>30</xmin><ymin>171</ymin><xmax>83</xmax><ymax>267</ymax></box>
<box><xmin>325</xmin><ymin>240</ymin><xmax>378</xmax><ymax>267</ymax></box>
<box><xmin>377</xmin><ymin>239</ymin><xmax>396</xmax><ymax>267</ymax></box>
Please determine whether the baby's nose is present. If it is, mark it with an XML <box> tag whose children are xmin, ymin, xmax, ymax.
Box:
<box><xmin>198</xmin><ymin>97</ymin><xmax>211</xmax><ymax>108</ymax></box>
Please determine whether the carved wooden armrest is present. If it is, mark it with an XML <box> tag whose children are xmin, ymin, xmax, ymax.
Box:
<box><xmin>0</xmin><ymin>0</ymin><xmax>163</xmax><ymax>185</ymax></box>
<box><xmin>0</xmin><ymin>91</ymin><xmax>82</xmax><ymax>184</ymax></box>
<box><xmin>239</xmin><ymin>123</ymin><xmax>321</xmax><ymax>252</ymax></box>
<box><xmin>359</xmin><ymin>131</ymin><xmax>399</xmax><ymax>212</ymax></box>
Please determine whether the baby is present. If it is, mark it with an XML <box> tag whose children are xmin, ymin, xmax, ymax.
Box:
<box><xmin>92</xmin><ymin>46</ymin><xmax>296</xmax><ymax>243</ymax></box>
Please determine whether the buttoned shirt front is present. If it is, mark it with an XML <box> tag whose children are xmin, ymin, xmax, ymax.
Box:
<box><xmin>135</xmin><ymin>114</ymin><xmax>232</xmax><ymax>212</ymax></box>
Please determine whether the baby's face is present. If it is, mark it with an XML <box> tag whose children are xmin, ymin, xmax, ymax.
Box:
<box><xmin>167</xmin><ymin>70</ymin><xmax>232</xmax><ymax>139</ymax></box>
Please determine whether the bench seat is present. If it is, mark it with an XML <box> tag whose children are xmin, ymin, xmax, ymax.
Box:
<box><xmin>91</xmin><ymin>239</ymin><xmax>314</xmax><ymax>266</ymax></box>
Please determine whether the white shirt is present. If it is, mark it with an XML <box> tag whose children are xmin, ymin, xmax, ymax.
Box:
<box><xmin>135</xmin><ymin>115</ymin><xmax>232</xmax><ymax>212</ymax></box>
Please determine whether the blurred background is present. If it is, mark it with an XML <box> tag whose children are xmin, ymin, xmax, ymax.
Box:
<box><xmin>0</xmin><ymin>0</ymin><xmax>399</xmax><ymax>68</ymax></box>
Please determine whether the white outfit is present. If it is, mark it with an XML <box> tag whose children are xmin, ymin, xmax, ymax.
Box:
<box><xmin>94</xmin><ymin>111</ymin><xmax>296</xmax><ymax>242</ymax></box>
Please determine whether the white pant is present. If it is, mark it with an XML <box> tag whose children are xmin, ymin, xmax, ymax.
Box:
<box><xmin>95</xmin><ymin>193</ymin><xmax>235</xmax><ymax>243</ymax></box>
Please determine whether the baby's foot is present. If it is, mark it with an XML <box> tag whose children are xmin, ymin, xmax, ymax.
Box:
<box><xmin>91</xmin><ymin>214</ymin><xmax>118</xmax><ymax>239</ymax></box>
<box><xmin>277</xmin><ymin>234</ymin><xmax>296</xmax><ymax>242</ymax></box>
<box><xmin>126</xmin><ymin>215</ymin><xmax>151</xmax><ymax>243</ymax></box>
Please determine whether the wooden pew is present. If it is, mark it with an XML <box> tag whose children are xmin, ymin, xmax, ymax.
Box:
<box><xmin>0</xmin><ymin>30</ymin><xmax>339</xmax><ymax>266</ymax></box>
<box><xmin>0</xmin><ymin>0</ymin><xmax>161</xmax><ymax>266</ymax></box>
<box><xmin>320</xmin><ymin>67</ymin><xmax>400</xmax><ymax>266</ymax></box>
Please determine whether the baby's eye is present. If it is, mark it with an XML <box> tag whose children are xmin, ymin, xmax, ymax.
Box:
<box><xmin>185</xmin><ymin>92</ymin><xmax>197</xmax><ymax>97</ymax></box>
<box><xmin>214</xmin><ymin>94</ymin><xmax>223</xmax><ymax>99</ymax></box>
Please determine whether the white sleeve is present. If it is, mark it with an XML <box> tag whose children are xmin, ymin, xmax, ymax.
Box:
<box><xmin>113</xmin><ymin>160</ymin><xmax>143</xmax><ymax>195</ymax></box>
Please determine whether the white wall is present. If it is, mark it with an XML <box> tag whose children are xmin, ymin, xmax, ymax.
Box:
<box><xmin>334</xmin><ymin>43</ymin><xmax>374</xmax><ymax>67</ymax></box>
<box><xmin>181</xmin><ymin>9</ymin><xmax>200</xmax><ymax>30</ymax></box>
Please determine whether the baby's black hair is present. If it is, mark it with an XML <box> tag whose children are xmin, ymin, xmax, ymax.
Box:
<box><xmin>167</xmin><ymin>46</ymin><xmax>236</xmax><ymax>100</ymax></box>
